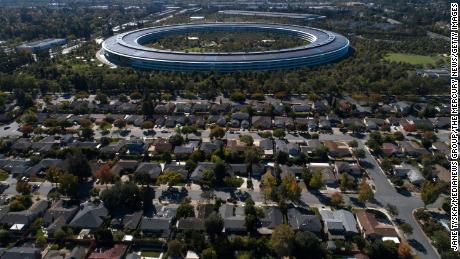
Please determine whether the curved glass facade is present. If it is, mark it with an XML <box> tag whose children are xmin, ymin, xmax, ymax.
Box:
<box><xmin>102</xmin><ymin>23</ymin><xmax>350</xmax><ymax>72</ymax></box>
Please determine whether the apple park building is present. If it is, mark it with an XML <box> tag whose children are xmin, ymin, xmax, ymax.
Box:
<box><xmin>101</xmin><ymin>23</ymin><xmax>350</xmax><ymax>72</ymax></box>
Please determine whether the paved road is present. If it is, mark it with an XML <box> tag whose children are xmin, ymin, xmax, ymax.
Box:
<box><xmin>358</xmin><ymin>140</ymin><xmax>440</xmax><ymax>259</ymax></box>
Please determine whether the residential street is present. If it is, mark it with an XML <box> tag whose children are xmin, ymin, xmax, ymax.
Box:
<box><xmin>358</xmin><ymin>139</ymin><xmax>440</xmax><ymax>259</ymax></box>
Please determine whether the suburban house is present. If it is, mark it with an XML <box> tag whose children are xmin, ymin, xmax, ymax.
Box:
<box><xmin>393</xmin><ymin>164</ymin><xmax>424</xmax><ymax>185</ymax></box>
<box><xmin>44</xmin><ymin>200</ymin><xmax>79</xmax><ymax>235</ymax></box>
<box><xmin>0</xmin><ymin>200</ymin><xmax>48</xmax><ymax>231</ymax></box>
<box><xmin>69</xmin><ymin>202</ymin><xmax>109</xmax><ymax>230</ymax></box>
<box><xmin>319</xmin><ymin>209</ymin><xmax>358</xmax><ymax>239</ymax></box>
<box><xmin>287</xmin><ymin>207</ymin><xmax>322</xmax><ymax>234</ymax></box>
<box><xmin>356</xmin><ymin>211</ymin><xmax>399</xmax><ymax>243</ymax></box>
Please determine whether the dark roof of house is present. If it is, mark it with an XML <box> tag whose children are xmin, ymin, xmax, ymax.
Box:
<box><xmin>261</xmin><ymin>206</ymin><xmax>283</xmax><ymax>229</ymax></box>
<box><xmin>110</xmin><ymin>211</ymin><xmax>142</xmax><ymax>230</ymax></box>
<box><xmin>287</xmin><ymin>208</ymin><xmax>322</xmax><ymax>233</ymax></box>
<box><xmin>200</xmin><ymin>141</ymin><xmax>221</xmax><ymax>153</ymax></box>
<box><xmin>174</xmin><ymin>146</ymin><xmax>194</xmax><ymax>154</ymax></box>
<box><xmin>224</xmin><ymin>216</ymin><xmax>246</xmax><ymax>232</ymax></box>
<box><xmin>139</xmin><ymin>217</ymin><xmax>171</xmax><ymax>232</ymax></box>
<box><xmin>154</xmin><ymin>203</ymin><xmax>179</xmax><ymax>218</ymax></box>
<box><xmin>69</xmin><ymin>202</ymin><xmax>108</xmax><ymax>229</ymax></box>
<box><xmin>11</xmin><ymin>138</ymin><xmax>32</xmax><ymax>151</ymax></box>
<box><xmin>68</xmin><ymin>246</ymin><xmax>87</xmax><ymax>259</ymax></box>
<box><xmin>252</xmin><ymin>116</ymin><xmax>272</xmax><ymax>129</ymax></box>
<box><xmin>229</xmin><ymin>164</ymin><xmax>247</xmax><ymax>175</ymax></box>
<box><xmin>110</xmin><ymin>160</ymin><xmax>139</xmax><ymax>176</ymax></box>
<box><xmin>134</xmin><ymin>162</ymin><xmax>162</xmax><ymax>179</ymax></box>
<box><xmin>163</xmin><ymin>163</ymin><xmax>188</xmax><ymax>177</ymax></box>
<box><xmin>126</xmin><ymin>253</ymin><xmax>141</xmax><ymax>259</ymax></box>
<box><xmin>191</xmin><ymin>162</ymin><xmax>216</xmax><ymax>181</ymax></box>
<box><xmin>2</xmin><ymin>247</ymin><xmax>41</xmax><ymax>259</ymax></box>
<box><xmin>198</xmin><ymin>204</ymin><xmax>215</xmax><ymax>219</ymax></box>
<box><xmin>44</xmin><ymin>200</ymin><xmax>79</xmax><ymax>226</ymax></box>
<box><xmin>176</xmin><ymin>217</ymin><xmax>205</xmax><ymax>231</ymax></box>
<box><xmin>219</xmin><ymin>204</ymin><xmax>235</xmax><ymax>218</ymax></box>
<box><xmin>0</xmin><ymin>200</ymin><xmax>48</xmax><ymax>226</ymax></box>
<box><xmin>28</xmin><ymin>159</ymin><xmax>66</xmax><ymax>175</ymax></box>
<box><xmin>69</xmin><ymin>141</ymin><xmax>99</xmax><ymax>150</ymax></box>
<box><xmin>259</xmin><ymin>138</ymin><xmax>274</xmax><ymax>150</ymax></box>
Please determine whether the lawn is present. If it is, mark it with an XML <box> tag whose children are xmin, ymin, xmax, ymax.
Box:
<box><xmin>383</xmin><ymin>53</ymin><xmax>443</xmax><ymax>65</ymax></box>
<box><xmin>140</xmin><ymin>251</ymin><xmax>162</xmax><ymax>257</ymax></box>
<box><xmin>0</xmin><ymin>170</ymin><xmax>9</xmax><ymax>181</ymax></box>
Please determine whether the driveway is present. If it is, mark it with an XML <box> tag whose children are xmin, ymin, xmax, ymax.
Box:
<box><xmin>0</xmin><ymin>121</ymin><xmax>21</xmax><ymax>138</ymax></box>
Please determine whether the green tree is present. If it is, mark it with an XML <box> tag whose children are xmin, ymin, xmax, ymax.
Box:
<box><xmin>100</xmin><ymin>182</ymin><xmax>141</xmax><ymax>214</ymax></box>
<box><xmin>205</xmin><ymin>212</ymin><xmax>224</xmax><ymax>242</ymax></box>
<box><xmin>58</xmin><ymin>173</ymin><xmax>78</xmax><ymax>198</ymax></box>
<box><xmin>302</xmin><ymin>168</ymin><xmax>312</xmax><ymax>185</ymax></box>
<box><xmin>53</xmin><ymin>228</ymin><xmax>67</xmax><ymax>245</ymax></box>
<box><xmin>81</xmin><ymin>127</ymin><xmax>94</xmax><ymax>140</ymax></box>
<box><xmin>275</xmin><ymin>151</ymin><xmax>289</xmax><ymax>164</ymax></box>
<box><xmin>244</xmin><ymin>146</ymin><xmax>260</xmax><ymax>174</ymax></box>
<box><xmin>140</xmin><ymin>186</ymin><xmax>155</xmax><ymax>213</ymax></box>
<box><xmin>366</xmin><ymin>240</ymin><xmax>398</xmax><ymax>259</ymax></box>
<box><xmin>169</xmin><ymin>134</ymin><xmax>184</xmax><ymax>147</ymax></box>
<box><xmin>240</xmin><ymin>135</ymin><xmax>254</xmax><ymax>146</ymax></box>
<box><xmin>35</xmin><ymin>230</ymin><xmax>48</xmax><ymax>248</ymax></box>
<box><xmin>293</xmin><ymin>230</ymin><xmax>325</xmax><ymax>259</ymax></box>
<box><xmin>280</xmin><ymin>175</ymin><xmax>301</xmax><ymax>202</ymax></box>
<box><xmin>358</xmin><ymin>181</ymin><xmax>374</xmax><ymax>203</ymax></box>
<box><xmin>202</xmin><ymin>248</ymin><xmax>218</xmax><ymax>259</ymax></box>
<box><xmin>156</xmin><ymin>171</ymin><xmax>184</xmax><ymax>186</ymax></box>
<box><xmin>141</xmin><ymin>120</ymin><xmax>154</xmax><ymax>129</ymax></box>
<box><xmin>348</xmin><ymin>140</ymin><xmax>358</xmax><ymax>148</ymax></box>
<box><xmin>386</xmin><ymin>203</ymin><xmax>399</xmax><ymax>216</ymax></box>
<box><xmin>213</xmin><ymin>161</ymin><xmax>227</xmax><ymax>185</ymax></box>
<box><xmin>309</xmin><ymin>171</ymin><xmax>324</xmax><ymax>190</ymax></box>
<box><xmin>9</xmin><ymin>195</ymin><xmax>32</xmax><ymax>211</ymax></box>
<box><xmin>245</xmin><ymin>198</ymin><xmax>261</xmax><ymax>235</ymax></box>
<box><xmin>210</xmin><ymin>126</ymin><xmax>225</xmax><ymax>139</ymax></box>
<box><xmin>66</xmin><ymin>148</ymin><xmax>91</xmax><ymax>179</ymax></box>
<box><xmin>400</xmin><ymin>223</ymin><xmax>413</xmax><ymax>236</ymax></box>
<box><xmin>270</xmin><ymin>224</ymin><xmax>295</xmax><ymax>258</ymax></box>
<box><xmin>0</xmin><ymin>229</ymin><xmax>12</xmax><ymax>246</ymax></box>
<box><xmin>273</xmin><ymin>128</ymin><xmax>286</xmax><ymax>139</ymax></box>
<box><xmin>113</xmin><ymin>118</ymin><xmax>126</xmax><ymax>129</ymax></box>
<box><xmin>366</xmin><ymin>139</ymin><xmax>381</xmax><ymax>153</ymax></box>
<box><xmin>167</xmin><ymin>240</ymin><xmax>183</xmax><ymax>257</ymax></box>
<box><xmin>176</xmin><ymin>198</ymin><xmax>195</xmax><ymax>219</ymax></box>
<box><xmin>230</xmin><ymin>90</ymin><xmax>246</xmax><ymax>102</ymax></box>
<box><xmin>421</xmin><ymin>181</ymin><xmax>440</xmax><ymax>207</ymax></box>
<box><xmin>261</xmin><ymin>171</ymin><xmax>277</xmax><ymax>202</ymax></box>
<box><xmin>95</xmin><ymin>228</ymin><xmax>114</xmax><ymax>244</ymax></box>
<box><xmin>339</xmin><ymin>173</ymin><xmax>351</xmax><ymax>191</ymax></box>
<box><xmin>381</xmin><ymin>158</ymin><xmax>393</xmax><ymax>173</ymax></box>
<box><xmin>330</xmin><ymin>192</ymin><xmax>344</xmax><ymax>207</ymax></box>
<box><xmin>16</xmin><ymin>181</ymin><xmax>31</xmax><ymax>195</ymax></box>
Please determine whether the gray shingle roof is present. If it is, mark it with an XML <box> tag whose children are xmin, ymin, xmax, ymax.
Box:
<box><xmin>69</xmin><ymin>202</ymin><xmax>108</xmax><ymax>229</ymax></box>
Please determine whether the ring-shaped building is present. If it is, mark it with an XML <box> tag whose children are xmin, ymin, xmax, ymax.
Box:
<box><xmin>101</xmin><ymin>23</ymin><xmax>350</xmax><ymax>72</ymax></box>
